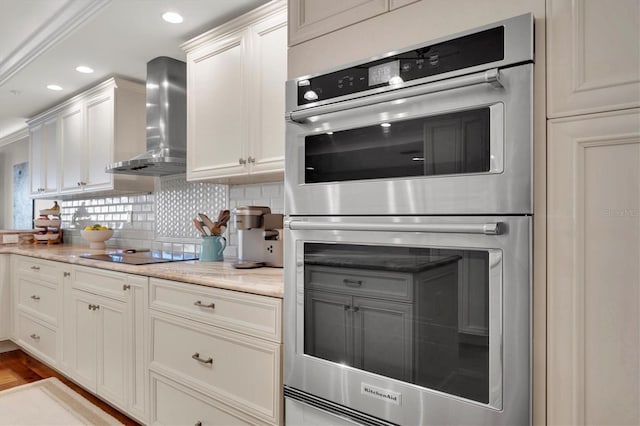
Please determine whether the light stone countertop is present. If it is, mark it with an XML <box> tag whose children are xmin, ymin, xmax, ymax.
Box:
<box><xmin>0</xmin><ymin>244</ymin><xmax>283</xmax><ymax>298</ymax></box>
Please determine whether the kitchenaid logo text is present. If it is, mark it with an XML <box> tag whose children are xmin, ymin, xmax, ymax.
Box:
<box><xmin>361</xmin><ymin>383</ymin><xmax>401</xmax><ymax>406</ymax></box>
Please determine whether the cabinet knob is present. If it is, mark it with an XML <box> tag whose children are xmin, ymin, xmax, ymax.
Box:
<box><xmin>195</xmin><ymin>422</ymin><xmax>202</xmax><ymax>426</ymax></box>
<box><xmin>30</xmin><ymin>266</ymin><xmax>40</xmax><ymax>271</ymax></box>
<box><xmin>77</xmin><ymin>182</ymin><xmax>81</xmax><ymax>187</ymax></box>
<box><xmin>191</xmin><ymin>352</ymin><xmax>213</xmax><ymax>365</ymax></box>
<box><xmin>238</xmin><ymin>158</ymin><xmax>247</xmax><ymax>165</ymax></box>
<box><xmin>30</xmin><ymin>333</ymin><xmax>40</xmax><ymax>341</ymax></box>
<box><xmin>247</xmin><ymin>156</ymin><xmax>255</xmax><ymax>164</ymax></box>
<box><xmin>123</xmin><ymin>284</ymin><xmax>131</xmax><ymax>291</ymax></box>
<box><xmin>30</xmin><ymin>295</ymin><xmax>40</xmax><ymax>301</ymax></box>
<box><xmin>64</xmin><ymin>272</ymin><xmax>71</xmax><ymax>277</ymax></box>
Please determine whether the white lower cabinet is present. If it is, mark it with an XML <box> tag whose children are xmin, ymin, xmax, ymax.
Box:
<box><xmin>63</xmin><ymin>266</ymin><xmax>148</xmax><ymax>424</ymax></box>
<box><xmin>11</xmin><ymin>256</ymin><xmax>64</xmax><ymax>366</ymax></box>
<box><xmin>148</xmin><ymin>278</ymin><xmax>283</xmax><ymax>425</ymax></box>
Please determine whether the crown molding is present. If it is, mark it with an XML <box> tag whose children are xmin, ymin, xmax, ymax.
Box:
<box><xmin>0</xmin><ymin>0</ymin><xmax>111</xmax><ymax>87</ymax></box>
<box><xmin>181</xmin><ymin>0</ymin><xmax>286</xmax><ymax>52</ymax></box>
<box><xmin>0</xmin><ymin>127</ymin><xmax>29</xmax><ymax>148</ymax></box>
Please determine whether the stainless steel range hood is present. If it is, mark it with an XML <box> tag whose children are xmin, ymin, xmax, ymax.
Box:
<box><xmin>106</xmin><ymin>57</ymin><xmax>186</xmax><ymax>176</ymax></box>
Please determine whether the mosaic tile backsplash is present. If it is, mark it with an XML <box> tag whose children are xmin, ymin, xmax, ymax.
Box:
<box><xmin>60</xmin><ymin>176</ymin><xmax>284</xmax><ymax>258</ymax></box>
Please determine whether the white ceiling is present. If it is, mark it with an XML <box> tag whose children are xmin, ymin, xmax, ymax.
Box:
<box><xmin>0</xmin><ymin>0</ymin><xmax>270</xmax><ymax>141</ymax></box>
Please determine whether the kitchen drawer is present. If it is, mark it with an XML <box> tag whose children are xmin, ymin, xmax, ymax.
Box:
<box><xmin>150</xmin><ymin>312</ymin><xmax>281</xmax><ymax>424</ymax></box>
<box><xmin>151</xmin><ymin>372</ymin><xmax>269</xmax><ymax>426</ymax></box>
<box><xmin>17</xmin><ymin>276</ymin><xmax>58</xmax><ymax>325</ymax></box>
<box><xmin>17</xmin><ymin>312</ymin><xmax>57</xmax><ymax>365</ymax></box>
<box><xmin>14</xmin><ymin>257</ymin><xmax>61</xmax><ymax>284</ymax></box>
<box><xmin>71</xmin><ymin>266</ymin><xmax>127</xmax><ymax>301</ymax></box>
<box><xmin>305</xmin><ymin>265</ymin><xmax>413</xmax><ymax>301</ymax></box>
<box><xmin>150</xmin><ymin>278</ymin><xmax>281</xmax><ymax>342</ymax></box>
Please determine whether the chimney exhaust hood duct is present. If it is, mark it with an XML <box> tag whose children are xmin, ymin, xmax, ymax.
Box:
<box><xmin>106</xmin><ymin>57</ymin><xmax>186</xmax><ymax>176</ymax></box>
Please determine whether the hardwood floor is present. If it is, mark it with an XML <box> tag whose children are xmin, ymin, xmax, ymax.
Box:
<box><xmin>0</xmin><ymin>349</ymin><xmax>139</xmax><ymax>425</ymax></box>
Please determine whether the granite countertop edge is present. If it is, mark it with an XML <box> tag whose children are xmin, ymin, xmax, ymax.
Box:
<box><xmin>0</xmin><ymin>245</ymin><xmax>284</xmax><ymax>299</ymax></box>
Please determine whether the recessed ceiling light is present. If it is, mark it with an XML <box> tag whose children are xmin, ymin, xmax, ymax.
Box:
<box><xmin>76</xmin><ymin>65</ymin><xmax>94</xmax><ymax>74</ymax></box>
<box><xmin>47</xmin><ymin>84</ymin><xmax>63</xmax><ymax>91</ymax></box>
<box><xmin>162</xmin><ymin>11</ymin><xmax>183</xmax><ymax>23</ymax></box>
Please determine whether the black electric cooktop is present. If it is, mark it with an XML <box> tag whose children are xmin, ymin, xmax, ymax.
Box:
<box><xmin>80</xmin><ymin>251</ymin><xmax>198</xmax><ymax>265</ymax></box>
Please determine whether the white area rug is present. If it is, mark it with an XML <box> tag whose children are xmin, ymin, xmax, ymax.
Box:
<box><xmin>0</xmin><ymin>377</ymin><xmax>123</xmax><ymax>425</ymax></box>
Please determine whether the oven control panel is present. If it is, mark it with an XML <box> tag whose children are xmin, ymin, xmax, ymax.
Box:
<box><xmin>297</xmin><ymin>26</ymin><xmax>504</xmax><ymax>106</ymax></box>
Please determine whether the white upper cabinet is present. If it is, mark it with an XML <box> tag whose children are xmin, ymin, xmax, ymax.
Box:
<box><xmin>288</xmin><ymin>0</ymin><xmax>388</xmax><ymax>45</ymax></box>
<box><xmin>59</xmin><ymin>103</ymin><xmax>85</xmax><ymax>194</ymax></box>
<box><xmin>29</xmin><ymin>116</ymin><xmax>59</xmax><ymax>197</ymax></box>
<box><xmin>183</xmin><ymin>1</ymin><xmax>287</xmax><ymax>183</ymax></box>
<box><xmin>187</xmin><ymin>31</ymin><xmax>248</xmax><ymax>179</ymax></box>
<box><xmin>547</xmin><ymin>0</ymin><xmax>640</xmax><ymax>117</ymax></box>
<box><xmin>85</xmin><ymin>93</ymin><xmax>115</xmax><ymax>191</ymax></box>
<box><xmin>29</xmin><ymin>77</ymin><xmax>153</xmax><ymax>198</ymax></box>
<box><xmin>248</xmin><ymin>11</ymin><xmax>288</xmax><ymax>175</ymax></box>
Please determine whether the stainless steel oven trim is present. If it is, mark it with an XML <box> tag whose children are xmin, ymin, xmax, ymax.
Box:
<box><xmin>288</xmin><ymin>68</ymin><xmax>503</xmax><ymax>122</ymax></box>
<box><xmin>285</xmin><ymin>64</ymin><xmax>531</xmax><ymax>216</ymax></box>
<box><xmin>284</xmin><ymin>216</ymin><xmax>531</xmax><ymax>425</ymax></box>
<box><xmin>285</xmin><ymin>13</ymin><xmax>533</xmax><ymax>114</ymax></box>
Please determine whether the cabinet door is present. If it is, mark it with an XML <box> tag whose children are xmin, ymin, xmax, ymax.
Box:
<box><xmin>304</xmin><ymin>290</ymin><xmax>353</xmax><ymax>365</ymax></box>
<box><xmin>96</xmin><ymin>295</ymin><xmax>128</xmax><ymax>410</ymax></box>
<box><xmin>29</xmin><ymin>117</ymin><xmax>59</xmax><ymax>196</ymax></box>
<box><xmin>29</xmin><ymin>123</ymin><xmax>45</xmax><ymax>195</ymax></box>
<box><xmin>547</xmin><ymin>0</ymin><xmax>640</xmax><ymax>117</ymax></box>
<box><xmin>59</xmin><ymin>105</ymin><xmax>84</xmax><ymax>193</ymax></box>
<box><xmin>248</xmin><ymin>11</ymin><xmax>287</xmax><ymax>175</ymax></box>
<box><xmin>547</xmin><ymin>109</ymin><xmax>640</xmax><ymax>425</ymax></box>
<box><xmin>352</xmin><ymin>297</ymin><xmax>413</xmax><ymax>382</ymax></box>
<box><xmin>68</xmin><ymin>289</ymin><xmax>97</xmax><ymax>391</ymax></box>
<box><xmin>288</xmin><ymin>0</ymin><xmax>389</xmax><ymax>46</ymax></box>
<box><xmin>126</xmin><ymin>276</ymin><xmax>148</xmax><ymax>422</ymax></box>
<box><xmin>85</xmin><ymin>93</ymin><xmax>114</xmax><ymax>191</ymax></box>
<box><xmin>187</xmin><ymin>32</ymin><xmax>248</xmax><ymax>181</ymax></box>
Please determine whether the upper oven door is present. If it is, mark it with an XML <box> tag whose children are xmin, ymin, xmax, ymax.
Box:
<box><xmin>285</xmin><ymin>63</ymin><xmax>532</xmax><ymax>216</ymax></box>
<box><xmin>284</xmin><ymin>215</ymin><xmax>531</xmax><ymax>426</ymax></box>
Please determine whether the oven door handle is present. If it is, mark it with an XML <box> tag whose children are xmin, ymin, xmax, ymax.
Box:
<box><xmin>286</xmin><ymin>220</ymin><xmax>502</xmax><ymax>235</ymax></box>
<box><xmin>288</xmin><ymin>68</ymin><xmax>503</xmax><ymax>123</ymax></box>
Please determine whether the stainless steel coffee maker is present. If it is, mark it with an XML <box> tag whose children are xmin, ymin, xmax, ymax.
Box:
<box><xmin>232</xmin><ymin>206</ymin><xmax>284</xmax><ymax>268</ymax></box>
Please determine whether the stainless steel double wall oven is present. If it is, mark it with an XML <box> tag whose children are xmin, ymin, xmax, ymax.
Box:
<box><xmin>284</xmin><ymin>14</ymin><xmax>534</xmax><ymax>426</ymax></box>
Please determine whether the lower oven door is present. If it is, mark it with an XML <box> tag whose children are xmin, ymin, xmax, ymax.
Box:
<box><xmin>284</xmin><ymin>216</ymin><xmax>530</xmax><ymax>426</ymax></box>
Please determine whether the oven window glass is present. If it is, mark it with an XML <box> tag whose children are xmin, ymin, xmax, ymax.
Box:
<box><xmin>304</xmin><ymin>108</ymin><xmax>490</xmax><ymax>183</ymax></box>
<box><xmin>303</xmin><ymin>243</ymin><xmax>490</xmax><ymax>404</ymax></box>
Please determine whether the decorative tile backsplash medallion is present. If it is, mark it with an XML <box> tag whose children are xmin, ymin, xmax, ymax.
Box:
<box><xmin>155</xmin><ymin>173</ymin><xmax>227</xmax><ymax>241</ymax></box>
<box><xmin>59</xmin><ymin>176</ymin><xmax>284</xmax><ymax>259</ymax></box>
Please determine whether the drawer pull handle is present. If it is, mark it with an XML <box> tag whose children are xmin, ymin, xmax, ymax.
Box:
<box><xmin>343</xmin><ymin>278</ymin><xmax>363</xmax><ymax>287</ymax></box>
<box><xmin>194</xmin><ymin>300</ymin><xmax>215</xmax><ymax>310</ymax></box>
<box><xmin>30</xmin><ymin>266</ymin><xmax>40</xmax><ymax>271</ymax></box>
<box><xmin>30</xmin><ymin>295</ymin><xmax>40</xmax><ymax>301</ymax></box>
<box><xmin>195</xmin><ymin>422</ymin><xmax>202</xmax><ymax>426</ymax></box>
<box><xmin>123</xmin><ymin>284</ymin><xmax>131</xmax><ymax>291</ymax></box>
<box><xmin>64</xmin><ymin>272</ymin><xmax>71</xmax><ymax>277</ymax></box>
<box><xmin>192</xmin><ymin>352</ymin><xmax>213</xmax><ymax>365</ymax></box>
<box><xmin>30</xmin><ymin>334</ymin><xmax>40</xmax><ymax>341</ymax></box>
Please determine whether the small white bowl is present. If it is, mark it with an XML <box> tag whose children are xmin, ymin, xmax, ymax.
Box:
<box><xmin>80</xmin><ymin>229</ymin><xmax>114</xmax><ymax>249</ymax></box>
